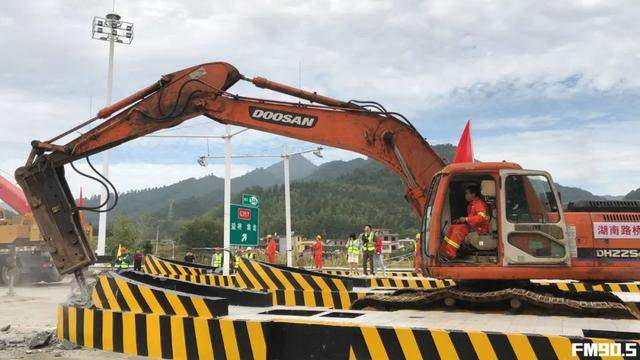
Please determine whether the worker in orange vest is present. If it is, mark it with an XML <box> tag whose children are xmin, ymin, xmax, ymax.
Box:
<box><xmin>413</xmin><ymin>233</ymin><xmax>422</xmax><ymax>273</ymax></box>
<box><xmin>440</xmin><ymin>185</ymin><xmax>490</xmax><ymax>259</ymax></box>
<box><xmin>313</xmin><ymin>235</ymin><xmax>323</xmax><ymax>270</ymax></box>
<box><xmin>266</xmin><ymin>235</ymin><xmax>277</xmax><ymax>264</ymax></box>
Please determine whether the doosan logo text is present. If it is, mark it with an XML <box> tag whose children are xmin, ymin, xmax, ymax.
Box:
<box><xmin>249</xmin><ymin>107</ymin><xmax>317</xmax><ymax>128</ymax></box>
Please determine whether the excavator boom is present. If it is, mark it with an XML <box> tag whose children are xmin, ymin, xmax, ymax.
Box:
<box><xmin>15</xmin><ymin>61</ymin><xmax>444</xmax><ymax>274</ymax></box>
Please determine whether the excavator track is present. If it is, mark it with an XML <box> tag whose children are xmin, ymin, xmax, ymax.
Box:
<box><xmin>351</xmin><ymin>286</ymin><xmax>639</xmax><ymax>319</ymax></box>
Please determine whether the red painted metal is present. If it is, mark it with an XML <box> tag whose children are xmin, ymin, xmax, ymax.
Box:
<box><xmin>0</xmin><ymin>173</ymin><xmax>30</xmax><ymax>215</ymax></box>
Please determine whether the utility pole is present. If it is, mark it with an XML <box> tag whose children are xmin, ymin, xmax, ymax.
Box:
<box><xmin>154</xmin><ymin>225</ymin><xmax>160</xmax><ymax>255</ymax></box>
<box><xmin>199</xmin><ymin>140</ymin><xmax>321</xmax><ymax>269</ymax></box>
<box><xmin>91</xmin><ymin>12</ymin><xmax>134</xmax><ymax>255</ymax></box>
<box><xmin>283</xmin><ymin>144</ymin><xmax>293</xmax><ymax>267</ymax></box>
<box><xmin>222</xmin><ymin>125</ymin><xmax>232</xmax><ymax>274</ymax></box>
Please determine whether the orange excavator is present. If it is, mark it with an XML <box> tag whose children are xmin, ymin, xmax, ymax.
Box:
<box><xmin>14</xmin><ymin>62</ymin><xmax>640</xmax><ymax>312</ymax></box>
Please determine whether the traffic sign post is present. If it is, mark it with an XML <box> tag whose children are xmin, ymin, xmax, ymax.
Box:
<box><xmin>242</xmin><ymin>194</ymin><xmax>260</xmax><ymax>207</ymax></box>
<box><xmin>230</xmin><ymin>204</ymin><xmax>259</xmax><ymax>247</ymax></box>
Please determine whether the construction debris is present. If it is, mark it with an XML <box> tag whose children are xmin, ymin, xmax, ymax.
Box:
<box><xmin>27</xmin><ymin>330</ymin><xmax>52</xmax><ymax>349</ymax></box>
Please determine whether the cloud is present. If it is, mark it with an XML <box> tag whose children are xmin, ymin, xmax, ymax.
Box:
<box><xmin>1</xmin><ymin>1</ymin><xmax>639</xmax><ymax>198</ymax></box>
<box><xmin>474</xmin><ymin>115</ymin><xmax>561</xmax><ymax>130</ymax></box>
<box><xmin>476</xmin><ymin>120</ymin><xmax>640</xmax><ymax>195</ymax></box>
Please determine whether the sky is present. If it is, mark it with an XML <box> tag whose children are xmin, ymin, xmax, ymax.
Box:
<box><xmin>1</xmin><ymin>0</ymin><xmax>639</xmax><ymax>198</ymax></box>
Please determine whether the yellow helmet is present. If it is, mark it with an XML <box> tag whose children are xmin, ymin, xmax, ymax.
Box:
<box><xmin>415</xmin><ymin>233</ymin><xmax>421</xmax><ymax>239</ymax></box>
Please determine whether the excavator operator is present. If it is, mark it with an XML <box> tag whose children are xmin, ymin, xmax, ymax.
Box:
<box><xmin>440</xmin><ymin>185</ymin><xmax>490</xmax><ymax>259</ymax></box>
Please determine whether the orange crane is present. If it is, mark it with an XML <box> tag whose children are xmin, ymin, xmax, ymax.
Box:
<box><xmin>13</xmin><ymin>62</ymin><xmax>639</xmax><ymax>301</ymax></box>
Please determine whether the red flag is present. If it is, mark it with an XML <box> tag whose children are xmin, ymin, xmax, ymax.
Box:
<box><xmin>78</xmin><ymin>188</ymin><xmax>85</xmax><ymax>223</ymax></box>
<box><xmin>453</xmin><ymin>120</ymin><xmax>474</xmax><ymax>163</ymax></box>
<box><xmin>78</xmin><ymin>188</ymin><xmax>84</xmax><ymax>207</ymax></box>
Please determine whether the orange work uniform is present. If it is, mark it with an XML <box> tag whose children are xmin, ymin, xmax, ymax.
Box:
<box><xmin>266</xmin><ymin>239</ymin><xmax>277</xmax><ymax>264</ymax></box>
<box><xmin>441</xmin><ymin>197</ymin><xmax>490</xmax><ymax>259</ymax></box>
<box><xmin>414</xmin><ymin>236</ymin><xmax>422</xmax><ymax>273</ymax></box>
<box><xmin>314</xmin><ymin>240</ymin><xmax>323</xmax><ymax>269</ymax></box>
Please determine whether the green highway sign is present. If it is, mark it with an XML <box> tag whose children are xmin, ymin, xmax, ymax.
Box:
<box><xmin>242</xmin><ymin>193</ymin><xmax>260</xmax><ymax>207</ymax></box>
<box><xmin>230</xmin><ymin>204</ymin><xmax>259</xmax><ymax>246</ymax></box>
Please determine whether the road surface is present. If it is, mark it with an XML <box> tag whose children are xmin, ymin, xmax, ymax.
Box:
<box><xmin>0</xmin><ymin>280</ymin><xmax>135</xmax><ymax>359</ymax></box>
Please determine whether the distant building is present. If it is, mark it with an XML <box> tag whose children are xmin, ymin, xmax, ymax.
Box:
<box><xmin>375</xmin><ymin>228</ymin><xmax>399</xmax><ymax>243</ymax></box>
<box><xmin>374</xmin><ymin>228</ymin><xmax>400</xmax><ymax>254</ymax></box>
<box><xmin>398</xmin><ymin>238</ymin><xmax>416</xmax><ymax>250</ymax></box>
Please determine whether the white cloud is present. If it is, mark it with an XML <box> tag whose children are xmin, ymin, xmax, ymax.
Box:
<box><xmin>476</xmin><ymin>120</ymin><xmax>640</xmax><ymax>195</ymax></box>
<box><xmin>1</xmin><ymin>1</ymin><xmax>639</xmax><ymax>199</ymax></box>
<box><xmin>475</xmin><ymin>116</ymin><xmax>561</xmax><ymax>130</ymax></box>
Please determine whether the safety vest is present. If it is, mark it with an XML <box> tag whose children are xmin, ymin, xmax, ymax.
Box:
<box><xmin>117</xmin><ymin>254</ymin><xmax>131</xmax><ymax>269</ymax></box>
<box><xmin>212</xmin><ymin>253</ymin><xmax>222</xmax><ymax>267</ymax></box>
<box><xmin>234</xmin><ymin>255</ymin><xmax>241</xmax><ymax>269</ymax></box>
<box><xmin>244</xmin><ymin>252</ymin><xmax>255</xmax><ymax>259</ymax></box>
<box><xmin>346</xmin><ymin>239</ymin><xmax>360</xmax><ymax>254</ymax></box>
<box><xmin>362</xmin><ymin>232</ymin><xmax>375</xmax><ymax>251</ymax></box>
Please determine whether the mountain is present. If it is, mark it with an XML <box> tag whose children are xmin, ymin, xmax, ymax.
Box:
<box><xmin>554</xmin><ymin>184</ymin><xmax>604</xmax><ymax>204</ymax></box>
<box><xmin>300</xmin><ymin>158</ymin><xmax>370</xmax><ymax>182</ymax></box>
<box><xmin>625</xmin><ymin>188</ymin><xmax>640</xmax><ymax>200</ymax></box>
<box><xmin>85</xmin><ymin>154</ymin><xmax>316</xmax><ymax>222</ymax></box>
<box><xmin>83</xmin><ymin>143</ymin><xmax>632</xmax><ymax>235</ymax></box>
<box><xmin>242</xmin><ymin>159</ymin><xmax>417</xmax><ymax>239</ymax></box>
<box><xmin>265</xmin><ymin>153</ymin><xmax>318</xmax><ymax>180</ymax></box>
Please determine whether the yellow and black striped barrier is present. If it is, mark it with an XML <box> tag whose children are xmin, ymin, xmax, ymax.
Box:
<box><xmin>235</xmin><ymin>257</ymin><xmax>354</xmax><ymax>292</ymax></box>
<box><xmin>535</xmin><ymin>281</ymin><xmax>640</xmax><ymax>293</ymax></box>
<box><xmin>163</xmin><ymin>273</ymin><xmax>242</xmax><ymax>288</ymax></box>
<box><xmin>147</xmin><ymin>255</ymin><xmax>450</xmax><ymax>291</ymax></box>
<box><xmin>139</xmin><ymin>257</ymin><xmax>373</xmax><ymax>310</ymax></box>
<box><xmin>342</xmin><ymin>322</ymin><xmax>639</xmax><ymax>360</ymax></box>
<box><xmin>143</xmin><ymin>255</ymin><xmax>208</xmax><ymax>277</ymax></box>
<box><xmin>118</xmin><ymin>270</ymin><xmax>273</xmax><ymax>308</ymax></box>
<box><xmin>150</xmin><ymin>274</ymin><xmax>369</xmax><ymax>309</ymax></box>
<box><xmin>368</xmin><ymin>277</ymin><xmax>456</xmax><ymax>289</ymax></box>
<box><xmin>270</xmin><ymin>289</ymin><xmax>371</xmax><ymax>310</ymax></box>
<box><xmin>58</xmin><ymin>305</ymin><xmax>267</xmax><ymax>359</ymax></box>
<box><xmin>92</xmin><ymin>273</ymin><xmax>228</xmax><ymax>318</ymax></box>
<box><xmin>321</xmin><ymin>269</ymin><xmax>420</xmax><ymax>278</ymax></box>
<box><xmin>59</xmin><ymin>304</ymin><xmax>640</xmax><ymax>359</ymax></box>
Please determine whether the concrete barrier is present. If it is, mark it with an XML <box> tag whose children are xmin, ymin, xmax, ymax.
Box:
<box><xmin>535</xmin><ymin>281</ymin><xmax>640</xmax><ymax>293</ymax></box>
<box><xmin>58</xmin><ymin>304</ymin><xmax>639</xmax><ymax>359</ymax></box>
<box><xmin>58</xmin><ymin>305</ymin><xmax>267</xmax><ymax>359</ymax></box>
<box><xmin>91</xmin><ymin>273</ymin><xmax>228</xmax><ymax>317</ymax></box>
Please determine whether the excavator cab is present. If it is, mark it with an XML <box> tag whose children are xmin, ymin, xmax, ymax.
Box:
<box><xmin>421</xmin><ymin>163</ymin><xmax>571</xmax><ymax>279</ymax></box>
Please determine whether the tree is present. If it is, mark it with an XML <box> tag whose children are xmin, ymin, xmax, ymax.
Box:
<box><xmin>142</xmin><ymin>240</ymin><xmax>153</xmax><ymax>255</ymax></box>
<box><xmin>178</xmin><ymin>215</ymin><xmax>224</xmax><ymax>249</ymax></box>
<box><xmin>107</xmin><ymin>214</ymin><xmax>139</xmax><ymax>255</ymax></box>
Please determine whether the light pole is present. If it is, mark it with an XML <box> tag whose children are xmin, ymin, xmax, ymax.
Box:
<box><xmin>283</xmin><ymin>144</ymin><xmax>291</xmax><ymax>266</ymax></box>
<box><xmin>91</xmin><ymin>12</ymin><xmax>134</xmax><ymax>256</ymax></box>
<box><xmin>195</xmin><ymin>127</ymin><xmax>248</xmax><ymax>274</ymax></box>
<box><xmin>199</xmin><ymin>146</ymin><xmax>323</xmax><ymax>267</ymax></box>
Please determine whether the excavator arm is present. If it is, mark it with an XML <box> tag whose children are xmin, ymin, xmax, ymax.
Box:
<box><xmin>15</xmin><ymin>62</ymin><xmax>444</xmax><ymax>275</ymax></box>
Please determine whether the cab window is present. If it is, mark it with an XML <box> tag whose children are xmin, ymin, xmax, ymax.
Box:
<box><xmin>422</xmin><ymin>175</ymin><xmax>441</xmax><ymax>233</ymax></box>
<box><xmin>505</xmin><ymin>174</ymin><xmax>559</xmax><ymax>223</ymax></box>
